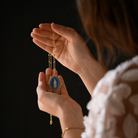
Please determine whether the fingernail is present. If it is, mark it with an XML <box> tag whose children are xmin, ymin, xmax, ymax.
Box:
<box><xmin>38</xmin><ymin>81</ymin><xmax>42</xmax><ymax>86</ymax></box>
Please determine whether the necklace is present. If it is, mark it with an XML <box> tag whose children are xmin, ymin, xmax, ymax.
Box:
<box><xmin>48</xmin><ymin>32</ymin><xmax>62</xmax><ymax>125</ymax></box>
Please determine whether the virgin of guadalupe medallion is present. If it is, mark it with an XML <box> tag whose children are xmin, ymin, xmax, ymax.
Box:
<box><xmin>48</xmin><ymin>75</ymin><xmax>61</xmax><ymax>92</ymax></box>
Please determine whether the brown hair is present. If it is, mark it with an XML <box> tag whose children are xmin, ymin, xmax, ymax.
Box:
<box><xmin>77</xmin><ymin>0</ymin><xmax>138</xmax><ymax>67</ymax></box>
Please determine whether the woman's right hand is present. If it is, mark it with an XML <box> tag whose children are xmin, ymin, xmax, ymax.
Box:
<box><xmin>31</xmin><ymin>23</ymin><xmax>93</xmax><ymax>75</ymax></box>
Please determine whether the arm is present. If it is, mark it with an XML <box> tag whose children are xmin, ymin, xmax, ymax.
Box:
<box><xmin>78</xmin><ymin>56</ymin><xmax>106</xmax><ymax>95</ymax></box>
<box><xmin>37</xmin><ymin>68</ymin><xmax>84</xmax><ymax>138</ymax></box>
<box><xmin>59</xmin><ymin>105</ymin><xmax>84</xmax><ymax>138</ymax></box>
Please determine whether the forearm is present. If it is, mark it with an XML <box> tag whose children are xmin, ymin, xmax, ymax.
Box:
<box><xmin>59</xmin><ymin>105</ymin><xmax>84</xmax><ymax>138</ymax></box>
<box><xmin>79</xmin><ymin>57</ymin><xmax>106</xmax><ymax>95</ymax></box>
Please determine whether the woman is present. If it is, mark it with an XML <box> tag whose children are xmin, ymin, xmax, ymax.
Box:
<box><xmin>31</xmin><ymin>0</ymin><xmax>138</xmax><ymax>138</ymax></box>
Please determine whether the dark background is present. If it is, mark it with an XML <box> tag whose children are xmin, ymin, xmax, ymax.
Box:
<box><xmin>2</xmin><ymin>0</ymin><xmax>132</xmax><ymax>138</ymax></box>
<box><xmin>3</xmin><ymin>0</ymin><xmax>91</xmax><ymax>138</ymax></box>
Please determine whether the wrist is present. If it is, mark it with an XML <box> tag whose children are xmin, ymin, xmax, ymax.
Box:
<box><xmin>58</xmin><ymin>101</ymin><xmax>84</xmax><ymax>132</ymax></box>
<box><xmin>78</xmin><ymin>57</ymin><xmax>106</xmax><ymax>95</ymax></box>
<box><xmin>77</xmin><ymin>54</ymin><xmax>97</xmax><ymax>76</ymax></box>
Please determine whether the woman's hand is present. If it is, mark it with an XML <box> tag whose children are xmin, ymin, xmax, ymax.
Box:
<box><xmin>32</xmin><ymin>23</ymin><xmax>106</xmax><ymax>95</ymax></box>
<box><xmin>37</xmin><ymin>68</ymin><xmax>84</xmax><ymax>131</ymax></box>
<box><xmin>31</xmin><ymin>23</ymin><xmax>93</xmax><ymax>75</ymax></box>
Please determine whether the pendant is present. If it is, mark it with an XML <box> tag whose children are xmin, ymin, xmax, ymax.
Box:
<box><xmin>48</xmin><ymin>75</ymin><xmax>61</xmax><ymax>92</ymax></box>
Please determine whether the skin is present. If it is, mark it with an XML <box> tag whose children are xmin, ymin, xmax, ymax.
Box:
<box><xmin>31</xmin><ymin>23</ymin><xmax>106</xmax><ymax>138</ymax></box>
<box><xmin>37</xmin><ymin>68</ymin><xmax>84</xmax><ymax>138</ymax></box>
<box><xmin>31</xmin><ymin>23</ymin><xmax>106</xmax><ymax>94</ymax></box>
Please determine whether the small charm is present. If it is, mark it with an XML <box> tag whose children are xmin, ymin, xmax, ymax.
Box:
<box><xmin>48</xmin><ymin>75</ymin><xmax>61</xmax><ymax>92</ymax></box>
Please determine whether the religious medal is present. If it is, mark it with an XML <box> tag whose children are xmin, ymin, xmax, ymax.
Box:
<box><xmin>48</xmin><ymin>74</ymin><xmax>61</xmax><ymax>92</ymax></box>
<box><xmin>48</xmin><ymin>32</ymin><xmax>62</xmax><ymax>125</ymax></box>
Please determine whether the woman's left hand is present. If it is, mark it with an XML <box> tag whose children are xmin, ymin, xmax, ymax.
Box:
<box><xmin>36</xmin><ymin>68</ymin><xmax>84</xmax><ymax>131</ymax></box>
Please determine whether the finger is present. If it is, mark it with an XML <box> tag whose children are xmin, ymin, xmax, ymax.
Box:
<box><xmin>32</xmin><ymin>39</ymin><xmax>53</xmax><ymax>54</ymax></box>
<box><xmin>37</xmin><ymin>72</ymin><xmax>47</xmax><ymax>96</ymax></box>
<box><xmin>59</xmin><ymin>75</ymin><xmax>68</xmax><ymax>95</ymax></box>
<box><xmin>39</xmin><ymin>23</ymin><xmax>53</xmax><ymax>32</ymax></box>
<box><xmin>51</xmin><ymin>22</ymin><xmax>77</xmax><ymax>42</ymax></box>
<box><xmin>31</xmin><ymin>33</ymin><xmax>63</xmax><ymax>48</ymax></box>
<box><xmin>31</xmin><ymin>32</ymin><xmax>53</xmax><ymax>46</ymax></box>
<box><xmin>45</xmin><ymin>68</ymin><xmax>52</xmax><ymax>82</ymax></box>
<box><xmin>32</xmin><ymin>28</ymin><xmax>60</xmax><ymax>40</ymax></box>
<box><xmin>45</xmin><ymin>68</ymin><xmax>52</xmax><ymax>91</ymax></box>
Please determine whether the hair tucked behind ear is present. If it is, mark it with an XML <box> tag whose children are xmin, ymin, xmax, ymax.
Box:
<box><xmin>77</xmin><ymin>0</ymin><xmax>138</xmax><ymax>67</ymax></box>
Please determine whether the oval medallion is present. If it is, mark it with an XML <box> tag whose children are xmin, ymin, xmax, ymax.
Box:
<box><xmin>49</xmin><ymin>75</ymin><xmax>61</xmax><ymax>91</ymax></box>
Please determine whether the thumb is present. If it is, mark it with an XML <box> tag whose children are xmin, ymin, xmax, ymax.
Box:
<box><xmin>51</xmin><ymin>22</ymin><xmax>77</xmax><ymax>42</ymax></box>
<box><xmin>36</xmin><ymin>72</ymin><xmax>47</xmax><ymax>97</ymax></box>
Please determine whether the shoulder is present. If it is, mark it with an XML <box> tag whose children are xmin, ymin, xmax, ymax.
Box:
<box><xmin>82</xmin><ymin>56</ymin><xmax>138</xmax><ymax>138</ymax></box>
<box><xmin>92</xmin><ymin>55</ymin><xmax>138</xmax><ymax>97</ymax></box>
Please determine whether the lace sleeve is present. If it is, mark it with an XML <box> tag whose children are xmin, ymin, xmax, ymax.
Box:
<box><xmin>114</xmin><ymin>67</ymin><xmax>138</xmax><ymax>138</ymax></box>
<box><xmin>81</xmin><ymin>65</ymin><xmax>138</xmax><ymax>138</ymax></box>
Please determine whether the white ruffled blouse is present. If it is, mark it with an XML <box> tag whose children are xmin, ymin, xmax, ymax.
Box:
<box><xmin>81</xmin><ymin>56</ymin><xmax>138</xmax><ymax>138</ymax></box>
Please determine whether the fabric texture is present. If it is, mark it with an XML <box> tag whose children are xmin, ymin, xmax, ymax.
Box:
<box><xmin>81</xmin><ymin>56</ymin><xmax>138</xmax><ymax>138</ymax></box>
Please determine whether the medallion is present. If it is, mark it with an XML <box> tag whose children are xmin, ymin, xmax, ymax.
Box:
<box><xmin>48</xmin><ymin>75</ymin><xmax>61</xmax><ymax>92</ymax></box>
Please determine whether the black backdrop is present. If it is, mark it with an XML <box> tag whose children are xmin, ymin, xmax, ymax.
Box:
<box><xmin>3</xmin><ymin>0</ymin><xmax>91</xmax><ymax>138</ymax></box>
<box><xmin>2</xmin><ymin>0</ymin><xmax>132</xmax><ymax>138</ymax></box>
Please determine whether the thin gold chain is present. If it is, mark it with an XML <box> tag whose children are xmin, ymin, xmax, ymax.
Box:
<box><xmin>62</xmin><ymin>127</ymin><xmax>85</xmax><ymax>138</ymax></box>
<box><xmin>48</xmin><ymin>32</ymin><xmax>56</xmax><ymax>125</ymax></box>
<box><xmin>48</xmin><ymin>53</ymin><xmax>52</xmax><ymax>69</ymax></box>
<box><xmin>48</xmin><ymin>32</ymin><xmax>56</xmax><ymax>71</ymax></box>
<box><xmin>53</xmin><ymin>32</ymin><xmax>56</xmax><ymax>74</ymax></box>
<box><xmin>51</xmin><ymin>32</ymin><xmax>55</xmax><ymax>125</ymax></box>
<box><xmin>50</xmin><ymin>114</ymin><xmax>53</xmax><ymax>125</ymax></box>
